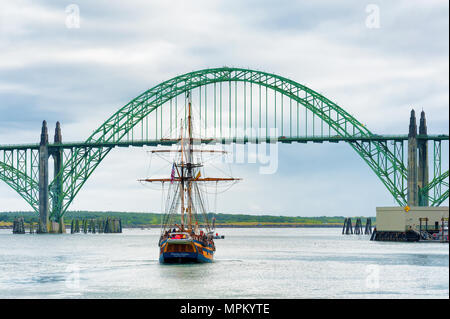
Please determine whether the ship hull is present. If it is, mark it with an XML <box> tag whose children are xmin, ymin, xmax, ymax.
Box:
<box><xmin>159</xmin><ymin>238</ymin><xmax>214</xmax><ymax>264</ymax></box>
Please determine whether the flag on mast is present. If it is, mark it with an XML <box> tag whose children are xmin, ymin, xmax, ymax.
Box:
<box><xmin>170</xmin><ymin>163</ymin><xmax>175</xmax><ymax>184</ymax></box>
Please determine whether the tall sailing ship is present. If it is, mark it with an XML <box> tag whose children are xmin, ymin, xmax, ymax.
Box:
<box><xmin>140</xmin><ymin>93</ymin><xmax>240</xmax><ymax>263</ymax></box>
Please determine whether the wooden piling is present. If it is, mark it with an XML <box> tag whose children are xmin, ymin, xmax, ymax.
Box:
<box><xmin>342</xmin><ymin>218</ymin><xmax>353</xmax><ymax>235</ymax></box>
<box><xmin>365</xmin><ymin>218</ymin><xmax>373</xmax><ymax>235</ymax></box>
<box><xmin>342</xmin><ymin>218</ymin><xmax>347</xmax><ymax>234</ymax></box>
<box><xmin>98</xmin><ymin>219</ymin><xmax>103</xmax><ymax>233</ymax></box>
<box><xmin>354</xmin><ymin>218</ymin><xmax>363</xmax><ymax>235</ymax></box>
<box><xmin>104</xmin><ymin>217</ymin><xmax>109</xmax><ymax>233</ymax></box>
<box><xmin>91</xmin><ymin>219</ymin><xmax>96</xmax><ymax>234</ymax></box>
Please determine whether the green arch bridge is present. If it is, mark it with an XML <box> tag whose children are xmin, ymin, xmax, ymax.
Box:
<box><xmin>0</xmin><ymin>67</ymin><xmax>448</xmax><ymax>231</ymax></box>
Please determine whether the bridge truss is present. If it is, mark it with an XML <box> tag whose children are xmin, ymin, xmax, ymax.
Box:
<box><xmin>0</xmin><ymin>67</ymin><xmax>448</xmax><ymax>221</ymax></box>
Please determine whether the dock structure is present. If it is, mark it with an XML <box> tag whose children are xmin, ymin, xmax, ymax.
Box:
<box><xmin>440</xmin><ymin>218</ymin><xmax>448</xmax><ymax>243</ymax></box>
<box><xmin>372</xmin><ymin>206</ymin><xmax>449</xmax><ymax>241</ymax></box>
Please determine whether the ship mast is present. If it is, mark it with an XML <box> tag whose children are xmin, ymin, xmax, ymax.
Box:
<box><xmin>187</xmin><ymin>92</ymin><xmax>194</xmax><ymax>231</ymax></box>
<box><xmin>179</xmin><ymin>121</ymin><xmax>185</xmax><ymax>231</ymax></box>
<box><xmin>139</xmin><ymin>91</ymin><xmax>242</xmax><ymax>234</ymax></box>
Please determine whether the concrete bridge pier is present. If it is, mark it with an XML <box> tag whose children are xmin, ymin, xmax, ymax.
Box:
<box><xmin>38</xmin><ymin>121</ymin><xmax>49</xmax><ymax>233</ymax></box>
<box><xmin>52</xmin><ymin>121</ymin><xmax>65</xmax><ymax>233</ymax></box>
<box><xmin>407</xmin><ymin>109</ymin><xmax>430</xmax><ymax>207</ymax></box>
<box><xmin>38</xmin><ymin>121</ymin><xmax>65</xmax><ymax>233</ymax></box>
<box><xmin>418</xmin><ymin>111</ymin><xmax>429</xmax><ymax>206</ymax></box>
<box><xmin>407</xmin><ymin>109</ymin><xmax>418</xmax><ymax>207</ymax></box>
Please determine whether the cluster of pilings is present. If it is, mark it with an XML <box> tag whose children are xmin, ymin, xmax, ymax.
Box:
<box><xmin>29</xmin><ymin>222</ymin><xmax>37</xmax><ymax>234</ymax></box>
<box><xmin>342</xmin><ymin>218</ymin><xmax>373</xmax><ymax>235</ymax></box>
<box><xmin>12</xmin><ymin>218</ymin><xmax>40</xmax><ymax>234</ymax></box>
<box><xmin>70</xmin><ymin>217</ymin><xmax>122</xmax><ymax>234</ymax></box>
<box><xmin>12</xmin><ymin>217</ymin><xmax>25</xmax><ymax>234</ymax></box>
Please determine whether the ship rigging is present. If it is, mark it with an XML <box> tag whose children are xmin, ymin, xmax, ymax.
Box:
<box><xmin>139</xmin><ymin>92</ymin><xmax>241</xmax><ymax>263</ymax></box>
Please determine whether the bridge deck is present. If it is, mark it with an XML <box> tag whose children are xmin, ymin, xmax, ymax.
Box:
<box><xmin>0</xmin><ymin>134</ymin><xmax>448</xmax><ymax>151</ymax></box>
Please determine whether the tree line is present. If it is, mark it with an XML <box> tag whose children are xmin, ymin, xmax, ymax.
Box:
<box><xmin>0</xmin><ymin>211</ymin><xmax>375</xmax><ymax>227</ymax></box>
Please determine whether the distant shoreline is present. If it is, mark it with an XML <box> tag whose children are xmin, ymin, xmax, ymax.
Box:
<box><xmin>130</xmin><ymin>224</ymin><xmax>343</xmax><ymax>228</ymax></box>
<box><xmin>1</xmin><ymin>224</ymin><xmax>343</xmax><ymax>230</ymax></box>
<box><xmin>1</xmin><ymin>211</ymin><xmax>375</xmax><ymax>230</ymax></box>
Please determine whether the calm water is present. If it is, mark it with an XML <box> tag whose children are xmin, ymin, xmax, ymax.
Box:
<box><xmin>0</xmin><ymin>228</ymin><xmax>448</xmax><ymax>299</ymax></box>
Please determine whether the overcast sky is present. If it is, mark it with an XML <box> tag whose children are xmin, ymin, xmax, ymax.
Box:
<box><xmin>0</xmin><ymin>0</ymin><xmax>448</xmax><ymax>216</ymax></box>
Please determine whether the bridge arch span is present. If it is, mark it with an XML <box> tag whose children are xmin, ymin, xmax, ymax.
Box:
<box><xmin>42</xmin><ymin>67</ymin><xmax>408</xmax><ymax>219</ymax></box>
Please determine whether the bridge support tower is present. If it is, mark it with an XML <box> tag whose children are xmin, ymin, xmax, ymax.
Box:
<box><xmin>407</xmin><ymin>110</ymin><xmax>419</xmax><ymax>206</ymax></box>
<box><xmin>373</xmin><ymin>109</ymin><xmax>441</xmax><ymax>242</ymax></box>
<box><xmin>418</xmin><ymin>111</ymin><xmax>429</xmax><ymax>206</ymax></box>
<box><xmin>38</xmin><ymin>121</ymin><xmax>49</xmax><ymax>233</ymax></box>
<box><xmin>52</xmin><ymin>121</ymin><xmax>65</xmax><ymax>233</ymax></box>
<box><xmin>38</xmin><ymin>120</ymin><xmax>65</xmax><ymax>233</ymax></box>
<box><xmin>407</xmin><ymin>109</ymin><xmax>430</xmax><ymax>207</ymax></box>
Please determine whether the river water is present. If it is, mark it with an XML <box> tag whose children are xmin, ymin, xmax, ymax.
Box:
<box><xmin>0</xmin><ymin>228</ymin><xmax>448</xmax><ymax>299</ymax></box>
